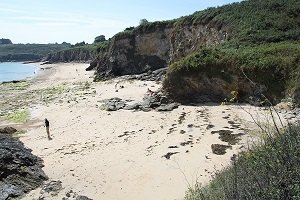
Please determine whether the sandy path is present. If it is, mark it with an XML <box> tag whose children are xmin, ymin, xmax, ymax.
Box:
<box><xmin>11</xmin><ymin>63</ymin><xmax>287</xmax><ymax>200</ymax></box>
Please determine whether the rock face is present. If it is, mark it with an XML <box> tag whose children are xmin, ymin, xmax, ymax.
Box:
<box><xmin>44</xmin><ymin>47</ymin><xmax>97</xmax><ymax>63</ymax></box>
<box><xmin>92</xmin><ymin>22</ymin><xmax>229</xmax><ymax>79</ymax></box>
<box><xmin>0</xmin><ymin>133</ymin><xmax>48</xmax><ymax>199</ymax></box>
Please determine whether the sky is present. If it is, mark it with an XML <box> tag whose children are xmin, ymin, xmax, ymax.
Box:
<box><xmin>0</xmin><ymin>0</ymin><xmax>241</xmax><ymax>44</ymax></box>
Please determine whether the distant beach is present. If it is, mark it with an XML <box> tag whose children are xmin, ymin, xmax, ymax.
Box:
<box><xmin>0</xmin><ymin>62</ymin><xmax>38</xmax><ymax>82</ymax></box>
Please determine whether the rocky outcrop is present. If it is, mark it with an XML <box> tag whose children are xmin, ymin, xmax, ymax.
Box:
<box><xmin>101</xmin><ymin>91</ymin><xmax>179</xmax><ymax>112</ymax></box>
<box><xmin>44</xmin><ymin>47</ymin><xmax>97</xmax><ymax>63</ymax></box>
<box><xmin>92</xmin><ymin>21</ymin><xmax>229</xmax><ymax>79</ymax></box>
<box><xmin>0</xmin><ymin>132</ymin><xmax>48</xmax><ymax>199</ymax></box>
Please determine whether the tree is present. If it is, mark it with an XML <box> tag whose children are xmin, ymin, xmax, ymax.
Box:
<box><xmin>74</xmin><ymin>41</ymin><xmax>86</xmax><ymax>47</ymax></box>
<box><xmin>94</xmin><ymin>35</ymin><xmax>106</xmax><ymax>43</ymax></box>
<box><xmin>139</xmin><ymin>19</ymin><xmax>149</xmax><ymax>26</ymax></box>
<box><xmin>0</xmin><ymin>38</ymin><xmax>12</xmax><ymax>45</ymax></box>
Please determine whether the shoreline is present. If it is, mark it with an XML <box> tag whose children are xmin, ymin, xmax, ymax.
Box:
<box><xmin>0</xmin><ymin>62</ymin><xmax>42</xmax><ymax>84</ymax></box>
<box><xmin>0</xmin><ymin>63</ymin><xmax>298</xmax><ymax>200</ymax></box>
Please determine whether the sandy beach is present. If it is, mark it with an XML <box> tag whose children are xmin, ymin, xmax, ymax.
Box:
<box><xmin>0</xmin><ymin>63</ymin><xmax>295</xmax><ymax>200</ymax></box>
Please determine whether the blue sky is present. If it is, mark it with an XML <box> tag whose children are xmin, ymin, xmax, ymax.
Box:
<box><xmin>0</xmin><ymin>0</ymin><xmax>241</xmax><ymax>44</ymax></box>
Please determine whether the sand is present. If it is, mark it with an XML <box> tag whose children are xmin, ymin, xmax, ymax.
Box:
<box><xmin>1</xmin><ymin>63</ymin><xmax>292</xmax><ymax>200</ymax></box>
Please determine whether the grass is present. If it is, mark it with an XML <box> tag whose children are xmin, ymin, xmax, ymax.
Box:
<box><xmin>185</xmin><ymin>120</ymin><xmax>300</xmax><ymax>200</ymax></box>
<box><xmin>3</xmin><ymin>109</ymin><xmax>30</xmax><ymax>123</ymax></box>
<box><xmin>0</xmin><ymin>81</ymin><xmax>31</xmax><ymax>91</ymax></box>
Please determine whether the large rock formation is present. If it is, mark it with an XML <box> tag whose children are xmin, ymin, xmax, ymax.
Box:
<box><xmin>0</xmin><ymin>132</ymin><xmax>48</xmax><ymax>199</ymax></box>
<box><xmin>91</xmin><ymin>21</ymin><xmax>229</xmax><ymax>79</ymax></box>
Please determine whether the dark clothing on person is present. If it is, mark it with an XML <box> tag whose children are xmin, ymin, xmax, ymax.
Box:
<box><xmin>44</xmin><ymin>118</ymin><xmax>51</xmax><ymax>140</ymax></box>
<box><xmin>45</xmin><ymin>119</ymin><xmax>49</xmax><ymax>127</ymax></box>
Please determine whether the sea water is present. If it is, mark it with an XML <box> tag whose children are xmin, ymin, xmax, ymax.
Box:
<box><xmin>0</xmin><ymin>62</ymin><xmax>38</xmax><ymax>82</ymax></box>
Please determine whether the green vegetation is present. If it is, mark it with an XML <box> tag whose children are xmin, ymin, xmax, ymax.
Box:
<box><xmin>166</xmin><ymin>42</ymin><xmax>300</xmax><ymax>100</ymax></box>
<box><xmin>0</xmin><ymin>81</ymin><xmax>31</xmax><ymax>91</ymax></box>
<box><xmin>0</xmin><ymin>43</ymin><xmax>71</xmax><ymax>61</ymax></box>
<box><xmin>185</xmin><ymin>122</ymin><xmax>300</xmax><ymax>200</ymax></box>
<box><xmin>94</xmin><ymin>35</ymin><xmax>106</xmax><ymax>43</ymax></box>
<box><xmin>164</xmin><ymin>0</ymin><xmax>300</xmax><ymax>103</ymax></box>
<box><xmin>114</xmin><ymin>29</ymin><xmax>135</xmax><ymax>40</ymax></box>
<box><xmin>0</xmin><ymin>38</ymin><xmax>12</xmax><ymax>45</ymax></box>
<box><xmin>55</xmin><ymin>41</ymin><xmax>109</xmax><ymax>57</ymax></box>
<box><xmin>175</xmin><ymin>0</ymin><xmax>299</xmax><ymax>45</ymax></box>
<box><xmin>3</xmin><ymin>109</ymin><xmax>29</xmax><ymax>123</ymax></box>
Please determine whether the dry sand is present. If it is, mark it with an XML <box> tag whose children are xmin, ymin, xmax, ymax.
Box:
<box><xmin>1</xmin><ymin>63</ymin><xmax>292</xmax><ymax>200</ymax></box>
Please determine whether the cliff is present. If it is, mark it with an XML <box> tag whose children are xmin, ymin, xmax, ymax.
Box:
<box><xmin>92</xmin><ymin>21</ymin><xmax>229</xmax><ymax>79</ymax></box>
<box><xmin>91</xmin><ymin>0</ymin><xmax>300</xmax><ymax>104</ymax></box>
<box><xmin>44</xmin><ymin>45</ymin><xmax>98</xmax><ymax>63</ymax></box>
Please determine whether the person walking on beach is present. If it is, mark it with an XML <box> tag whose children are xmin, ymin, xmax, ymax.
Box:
<box><xmin>45</xmin><ymin>118</ymin><xmax>51</xmax><ymax>140</ymax></box>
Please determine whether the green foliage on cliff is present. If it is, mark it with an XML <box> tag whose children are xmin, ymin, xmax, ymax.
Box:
<box><xmin>185</xmin><ymin>123</ymin><xmax>300</xmax><ymax>200</ymax></box>
<box><xmin>164</xmin><ymin>0</ymin><xmax>300</xmax><ymax>103</ymax></box>
<box><xmin>176</xmin><ymin>0</ymin><xmax>300</xmax><ymax>45</ymax></box>
<box><xmin>0</xmin><ymin>43</ymin><xmax>71</xmax><ymax>61</ymax></box>
<box><xmin>167</xmin><ymin>42</ymin><xmax>300</xmax><ymax>97</ymax></box>
<box><xmin>62</xmin><ymin>40</ymin><xmax>109</xmax><ymax>53</ymax></box>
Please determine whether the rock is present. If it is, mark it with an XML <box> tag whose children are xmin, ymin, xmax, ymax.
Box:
<box><xmin>0</xmin><ymin>133</ymin><xmax>48</xmax><ymax>199</ymax></box>
<box><xmin>76</xmin><ymin>195</ymin><xmax>93</xmax><ymax>200</ymax></box>
<box><xmin>156</xmin><ymin>103</ymin><xmax>179</xmax><ymax>111</ymax></box>
<box><xmin>124</xmin><ymin>103</ymin><xmax>141</xmax><ymax>110</ymax></box>
<box><xmin>211</xmin><ymin>144</ymin><xmax>232</xmax><ymax>155</ymax></box>
<box><xmin>142</xmin><ymin>94</ymin><xmax>161</xmax><ymax>108</ymax></box>
<box><xmin>101</xmin><ymin>98</ymin><xmax>127</xmax><ymax>111</ymax></box>
<box><xmin>102</xmin><ymin>91</ymin><xmax>178</xmax><ymax>112</ymax></box>
<box><xmin>0</xmin><ymin>127</ymin><xmax>17</xmax><ymax>134</ymax></box>
<box><xmin>40</xmin><ymin>180</ymin><xmax>63</xmax><ymax>196</ymax></box>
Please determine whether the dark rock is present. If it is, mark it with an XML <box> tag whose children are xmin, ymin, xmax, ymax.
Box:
<box><xmin>156</xmin><ymin>103</ymin><xmax>179</xmax><ymax>111</ymax></box>
<box><xmin>101</xmin><ymin>98</ymin><xmax>127</xmax><ymax>111</ymax></box>
<box><xmin>0</xmin><ymin>127</ymin><xmax>17</xmax><ymax>134</ymax></box>
<box><xmin>76</xmin><ymin>195</ymin><xmax>93</xmax><ymax>200</ymax></box>
<box><xmin>124</xmin><ymin>103</ymin><xmax>141</xmax><ymax>110</ymax></box>
<box><xmin>102</xmin><ymin>90</ymin><xmax>178</xmax><ymax>112</ymax></box>
<box><xmin>206</xmin><ymin>124</ymin><xmax>214</xmax><ymax>130</ymax></box>
<box><xmin>86</xmin><ymin>60</ymin><xmax>97</xmax><ymax>71</ymax></box>
<box><xmin>40</xmin><ymin>180</ymin><xmax>63</xmax><ymax>196</ymax></box>
<box><xmin>162</xmin><ymin>152</ymin><xmax>179</xmax><ymax>160</ymax></box>
<box><xmin>211</xmin><ymin>144</ymin><xmax>232</xmax><ymax>155</ymax></box>
<box><xmin>142</xmin><ymin>94</ymin><xmax>161</xmax><ymax>108</ymax></box>
<box><xmin>134</xmin><ymin>68</ymin><xmax>167</xmax><ymax>82</ymax></box>
<box><xmin>0</xmin><ymin>133</ymin><xmax>48</xmax><ymax>199</ymax></box>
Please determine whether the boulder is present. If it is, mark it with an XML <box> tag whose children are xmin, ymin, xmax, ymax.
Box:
<box><xmin>0</xmin><ymin>127</ymin><xmax>17</xmax><ymax>134</ymax></box>
<box><xmin>156</xmin><ymin>103</ymin><xmax>179</xmax><ymax>111</ymax></box>
<box><xmin>76</xmin><ymin>195</ymin><xmax>93</xmax><ymax>200</ymax></box>
<box><xmin>0</xmin><ymin>133</ymin><xmax>48</xmax><ymax>199</ymax></box>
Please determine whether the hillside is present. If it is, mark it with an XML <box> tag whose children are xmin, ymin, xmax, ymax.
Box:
<box><xmin>0</xmin><ymin>43</ymin><xmax>71</xmax><ymax>62</ymax></box>
<box><xmin>88</xmin><ymin>0</ymin><xmax>299</xmax><ymax>105</ymax></box>
<box><xmin>44</xmin><ymin>42</ymin><xmax>108</xmax><ymax>63</ymax></box>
